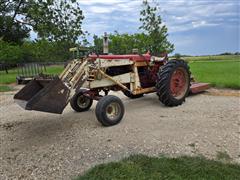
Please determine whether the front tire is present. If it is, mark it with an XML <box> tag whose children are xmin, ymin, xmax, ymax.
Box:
<box><xmin>70</xmin><ymin>91</ymin><xmax>93</xmax><ymax>112</ymax></box>
<box><xmin>156</xmin><ymin>59</ymin><xmax>190</xmax><ymax>106</ymax></box>
<box><xmin>95</xmin><ymin>95</ymin><xmax>125</xmax><ymax>126</ymax></box>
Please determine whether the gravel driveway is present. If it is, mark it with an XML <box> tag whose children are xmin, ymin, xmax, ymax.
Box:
<box><xmin>0</xmin><ymin>87</ymin><xmax>239</xmax><ymax>179</ymax></box>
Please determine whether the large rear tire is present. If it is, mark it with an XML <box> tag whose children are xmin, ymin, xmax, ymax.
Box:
<box><xmin>95</xmin><ymin>95</ymin><xmax>124</xmax><ymax>126</ymax></box>
<box><xmin>70</xmin><ymin>91</ymin><xmax>93</xmax><ymax>112</ymax></box>
<box><xmin>156</xmin><ymin>60</ymin><xmax>190</xmax><ymax>106</ymax></box>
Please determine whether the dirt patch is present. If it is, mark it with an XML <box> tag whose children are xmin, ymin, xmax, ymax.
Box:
<box><xmin>0</xmin><ymin>87</ymin><xmax>239</xmax><ymax>179</ymax></box>
<box><xmin>206</xmin><ymin>88</ymin><xmax>240</xmax><ymax>97</ymax></box>
<box><xmin>0</xmin><ymin>121</ymin><xmax>25</xmax><ymax>131</ymax></box>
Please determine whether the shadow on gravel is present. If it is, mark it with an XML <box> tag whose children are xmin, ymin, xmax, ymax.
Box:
<box><xmin>8</xmin><ymin>110</ymin><xmax>98</xmax><ymax>149</ymax></box>
<box><xmin>123</xmin><ymin>94</ymin><xmax>166</xmax><ymax>108</ymax></box>
<box><xmin>188</xmin><ymin>91</ymin><xmax>207</xmax><ymax>97</ymax></box>
<box><xmin>6</xmin><ymin>93</ymin><xmax>179</xmax><ymax>149</ymax></box>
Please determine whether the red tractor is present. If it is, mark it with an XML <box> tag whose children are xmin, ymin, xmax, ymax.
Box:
<box><xmin>14</xmin><ymin>49</ymin><xmax>209</xmax><ymax>126</ymax></box>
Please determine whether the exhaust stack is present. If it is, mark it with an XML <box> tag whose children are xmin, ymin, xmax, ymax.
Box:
<box><xmin>103</xmin><ymin>32</ymin><xmax>109</xmax><ymax>54</ymax></box>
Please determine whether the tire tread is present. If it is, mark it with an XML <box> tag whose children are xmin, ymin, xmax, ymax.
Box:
<box><xmin>156</xmin><ymin>59</ymin><xmax>191</xmax><ymax>107</ymax></box>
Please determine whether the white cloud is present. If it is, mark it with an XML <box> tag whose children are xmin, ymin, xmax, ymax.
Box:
<box><xmin>192</xmin><ymin>21</ymin><xmax>219</xmax><ymax>28</ymax></box>
<box><xmin>78</xmin><ymin>0</ymin><xmax>239</xmax><ymax>35</ymax></box>
<box><xmin>88</xmin><ymin>6</ymin><xmax>115</xmax><ymax>14</ymax></box>
<box><xmin>79</xmin><ymin>0</ymin><xmax>125</xmax><ymax>5</ymax></box>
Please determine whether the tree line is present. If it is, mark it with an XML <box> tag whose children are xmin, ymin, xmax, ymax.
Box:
<box><xmin>0</xmin><ymin>0</ymin><xmax>174</xmax><ymax>64</ymax></box>
<box><xmin>93</xmin><ymin>1</ymin><xmax>174</xmax><ymax>56</ymax></box>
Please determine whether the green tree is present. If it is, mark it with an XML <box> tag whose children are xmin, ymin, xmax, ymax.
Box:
<box><xmin>93</xmin><ymin>35</ymin><xmax>103</xmax><ymax>54</ymax></box>
<box><xmin>0</xmin><ymin>39</ymin><xmax>74</xmax><ymax>64</ymax></box>
<box><xmin>0</xmin><ymin>16</ymin><xmax>30</xmax><ymax>44</ymax></box>
<box><xmin>92</xmin><ymin>1</ymin><xmax>174</xmax><ymax>56</ymax></box>
<box><xmin>139</xmin><ymin>0</ymin><xmax>174</xmax><ymax>55</ymax></box>
<box><xmin>174</xmin><ymin>53</ymin><xmax>181</xmax><ymax>59</ymax></box>
<box><xmin>0</xmin><ymin>40</ymin><xmax>24</xmax><ymax>63</ymax></box>
<box><xmin>21</xmin><ymin>40</ymin><xmax>73</xmax><ymax>62</ymax></box>
<box><xmin>109</xmin><ymin>32</ymin><xmax>134</xmax><ymax>54</ymax></box>
<box><xmin>0</xmin><ymin>0</ymin><xmax>84</xmax><ymax>43</ymax></box>
<box><xmin>93</xmin><ymin>32</ymin><xmax>154</xmax><ymax>55</ymax></box>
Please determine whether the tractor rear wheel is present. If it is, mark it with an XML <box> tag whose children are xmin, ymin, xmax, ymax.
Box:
<box><xmin>156</xmin><ymin>59</ymin><xmax>190</xmax><ymax>106</ymax></box>
<box><xmin>70</xmin><ymin>91</ymin><xmax>93</xmax><ymax>112</ymax></box>
<box><xmin>95</xmin><ymin>95</ymin><xmax>124</xmax><ymax>126</ymax></box>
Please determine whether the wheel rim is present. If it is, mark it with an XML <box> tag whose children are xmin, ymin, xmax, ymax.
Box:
<box><xmin>77</xmin><ymin>95</ymin><xmax>91</xmax><ymax>109</ymax></box>
<box><xmin>170</xmin><ymin>67</ymin><xmax>189</xmax><ymax>99</ymax></box>
<box><xmin>106</xmin><ymin>102</ymin><xmax>121</xmax><ymax>121</ymax></box>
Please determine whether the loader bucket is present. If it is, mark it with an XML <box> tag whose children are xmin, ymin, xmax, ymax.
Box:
<box><xmin>14</xmin><ymin>77</ymin><xmax>70</xmax><ymax>114</ymax></box>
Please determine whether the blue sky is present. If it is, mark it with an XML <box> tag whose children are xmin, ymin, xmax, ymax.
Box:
<box><xmin>77</xmin><ymin>0</ymin><xmax>239</xmax><ymax>55</ymax></box>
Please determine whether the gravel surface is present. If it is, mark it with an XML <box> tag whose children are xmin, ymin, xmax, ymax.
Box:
<box><xmin>0</xmin><ymin>87</ymin><xmax>239</xmax><ymax>179</ymax></box>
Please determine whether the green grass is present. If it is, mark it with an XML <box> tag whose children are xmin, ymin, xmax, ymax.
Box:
<box><xmin>0</xmin><ymin>69</ymin><xmax>18</xmax><ymax>84</ymax></box>
<box><xmin>216</xmin><ymin>151</ymin><xmax>232</xmax><ymax>162</ymax></box>
<box><xmin>0</xmin><ymin>65</ymin><xmax>64</xmax><ymax>84</ymax></box>
<box><xmin>45</xmin><ymin>65</ymin><xmax>64</xmax><ymax>75</ymax></box>
<box><xmin>76</xmin><ymin>155</ymin><xmax>240</xmax><ymax>180</ymax></box>
<box><xmin>189</xmin><ymin>61</ymin><xmax>240</xmax><ymax>89</ymax></box>
<box><xmin>0</xmin><ymin>85</ymin><xmax>13</xmax><ymax>92</ymax></box>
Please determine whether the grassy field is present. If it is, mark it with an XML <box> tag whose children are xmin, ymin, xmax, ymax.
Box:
<box><xmin>189</xmin><ymin>61</ymin><xmax>240</xmax><ymax>89</ymax></box>
<box><xmin>0</xmin><ymin>65</ymin><xmax>64</xmax><ymax>84</ymax></box>
<box><xmin>0</xmin><ymin>69</ymin><xmax>18</xmax><ymax>84</ymax></box>
<box><xmin>45</xmin><ymin>65</ymin><xmax>64</xmax><ymax>75</ymax></box>
<box><xmin>76</xmin><ymin>155</ymin><xmax>240</xmax><ymax>180</ymax></box>
<box><xmin>0</xmin><ymin>65</ymin><xmax>64</xmax><ymax>92</ymax></box>
<box><xmin>184</xmin><ymin>55</ymin><xmax>240</xmax><ymax>61</ymax></box>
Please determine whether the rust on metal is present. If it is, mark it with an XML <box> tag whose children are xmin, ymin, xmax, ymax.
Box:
<box><xmin>190</xmin><ymin>82</ymin><xmax>210</xmax><ymax>94</ymax></box>
<box><xmin>98</xmin><ymin>69</ymin><xmax>129</xmax><ymax>91</ymax></box>
<box><xmin>133</xmin><ymin>87</ymin><xmax>156</xmax><ymax>95</ymax></box>
<box><xmin>14</xmin><ymin>78</ymin><xmax>70</xmax><ymax>114</ymax></box>
<box><xmin>14</xmin><ymin>80</ymin><xmax>45</xmax><ymax>101</ymax></box>
<box><xmin>170</xmin><ymin>67</ymin><xmax>188</xmax><ymax>99</ymax></box>
<box><xmin>26</xmin><ymin>78</ymin><xmax>70</xmax><ymax>114</ymax></box>
<box><xmin>134</xmin><ymin>61</ymin><xmax>148</xmax><ymax>67</ymax></box>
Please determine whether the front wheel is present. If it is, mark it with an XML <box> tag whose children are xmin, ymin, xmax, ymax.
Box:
<box><xmin>95</xmin><ymin>95</ymin><xmax>125</xmax><ymax>126</ymax></box>
<box><xmin>70</xmin><ymin>91</ymin><xmax>93</xmax><ymax>112</ymax></box>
